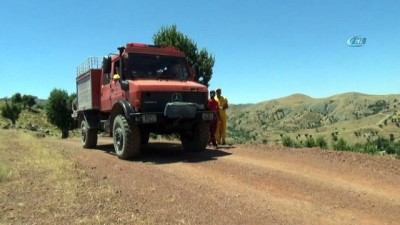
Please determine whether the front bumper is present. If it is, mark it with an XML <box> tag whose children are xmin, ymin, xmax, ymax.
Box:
<box><xmin>129</xmin><ymin>111</ymin><xmax>214</xmax><ymax>125</ymax></box>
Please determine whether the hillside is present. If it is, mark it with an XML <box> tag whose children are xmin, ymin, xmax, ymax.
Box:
<box><xmin>227</xmin><ymin>92</ymin><xmax>400</xmax><ymax>146</ymax></box>
<box><xmin>0</xmin><ymin>100</ymin><xmax>62</xmax><ymax>137</ymax></box>
<box><xmin>2</xmin><ymin>93</ymin><xmax>400</xmax><ymax>148</ymax></box>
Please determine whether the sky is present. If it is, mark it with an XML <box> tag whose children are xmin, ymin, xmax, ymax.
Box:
<box><xmin>1</xmin><ymin>0</ymin><xmax>399</xmax><ymax>104</ymax></box>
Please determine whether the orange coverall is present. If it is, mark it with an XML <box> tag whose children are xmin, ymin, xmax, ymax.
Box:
<box><xmin>215</xmin><ymin>95</ymin><xmax>228</xmax><ymax>144</ymax></box>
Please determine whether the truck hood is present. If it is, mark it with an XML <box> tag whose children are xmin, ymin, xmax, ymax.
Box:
<box><xmin>128</xmin><ymin>80</ymin><xmax>208</xmax><ymax>93</ymax></box>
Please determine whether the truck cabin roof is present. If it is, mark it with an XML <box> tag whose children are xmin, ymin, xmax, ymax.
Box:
<box><xmin>111</xmin><ymin>43</ymin><xmax>187</xmax><ymax>60</ymax></box>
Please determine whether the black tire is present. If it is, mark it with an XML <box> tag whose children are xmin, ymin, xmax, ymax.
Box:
<box><xmin>81</xmin><ymin>120</ymin><xmax>97</xmax><ymax>148</ymax></box>
<box><xmin>141</xmin><ymin>132</ymin><xmax>150</xmax><ymax>145</ymax></box>
<box><xmin>180</xmin><ymin>121</ymin><xmax>209</xmax><ymax>152</ymax></box>
<box><xmin>113</xmin><ymin>115</ymin><xmax>141</xmax><ymax>159</ymax></box>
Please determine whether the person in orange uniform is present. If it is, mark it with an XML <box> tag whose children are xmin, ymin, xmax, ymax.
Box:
<box><xmin>207</xmin><ymin>90</ymin><xmax>219</xmax><ymax>148</ymax></box>
<box><xmin>215</xmin><ymin>88</ymin><xmax>229</xmax><ymax>145</ymax></box>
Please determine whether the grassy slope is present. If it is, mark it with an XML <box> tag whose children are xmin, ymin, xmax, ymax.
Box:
<box><xmin>227</xmin><ymin>92</ymin><xmax>400</xmax><ymax>146</ymax></box>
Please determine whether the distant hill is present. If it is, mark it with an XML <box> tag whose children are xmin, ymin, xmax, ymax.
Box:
<box><xmin>227</xmin><ymin>92</ymin><xmax>400</xmax><ymax>146</ymax></box>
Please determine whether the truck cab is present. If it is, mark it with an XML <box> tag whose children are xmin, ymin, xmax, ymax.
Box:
<box><xmin>73</xmin><ymin>43</ymin><xmax>214</xmax><ymax>159</ymax></box>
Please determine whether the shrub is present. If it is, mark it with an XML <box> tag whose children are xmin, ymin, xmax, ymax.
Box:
<box><xmin>396</xmin><ymin>146</ymin><xmax>400</xmax><ymax>159</ymax></box>
<box><xmin>351</xmin><ymin>143</ymin><xmax>364</xmax><ymax>153</ymax></box>
<box><xmin>389</xmin><ymin>134</ymin><xmax>395</xmax><ymax>142</ymax></box>
<box><xmin>363</xmin><ymin>143</ymin><xmax>379</xmax><ymax>154</ymax></box>
<box><xmin>282</xmin><ymin>136</ymin><xmax>295</xmax><ymax>147</ymax></box>
<box><xmin>331</xmin><ymin>133</ymin><xmax>338</xmax><ymax>142</ymax></box>
<box><xmin>150</xmin><ymin>133</ymin><xmax>158</xmax><ymax>140</ymax></box>
<box><xmin>374</xmin><ymin>137</ymin><xmax>398</xmax><ymax>154</ymax></box>
<box><xmin>333</xmin><ymin>138</ymin><xmax>349</xmax><ymax>151</ymax></box>
<box><xmin>316</xmin><ymin>136</ymin><xmax>328</xmax><ymax>149</ymax></box>
<box><xmin>294</xmin><ymin>141</ymin><xmax>303</xmax><ymax>148</ymax></box>
<box><xmin>304</xmin><ymin>137</ymin><xmax>316</xmax><ymax>148</ymax></box>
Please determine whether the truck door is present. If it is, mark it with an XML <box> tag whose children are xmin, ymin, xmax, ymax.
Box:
<box><xmin>109</xmin><ymin>63</ymin><xmax>125</xmax><ymax>107</ymax></box>
<box><xmin>110</xmin><ymin>79</ymin><xmax>124</xmax><ymax>105</ymax></box>
<box><xmin>100</xmin><ymin>71</ymin><xmax>112</xmax><ymax>112</ymax></box>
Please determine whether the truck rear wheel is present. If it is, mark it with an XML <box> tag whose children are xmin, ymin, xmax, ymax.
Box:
<box><xmin>180</xmin><ymin>121</ymin><xmax>209</xmax><ymax>152</ymax></box>
<box><xmin>113</xmin><ymin>115</ymin><xmax>141</xmax><ymax>159</ymax></box>
<box><xmin>81</xmin><ymin>120</ymin><xmax>98</xmax><ymax>148</ymax></box>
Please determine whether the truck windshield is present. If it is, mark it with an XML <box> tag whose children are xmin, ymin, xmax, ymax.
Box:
<box><xmin>126</xmin><ymin>53</ymin><xmax>190</xmax><ymax>80</ymax></box>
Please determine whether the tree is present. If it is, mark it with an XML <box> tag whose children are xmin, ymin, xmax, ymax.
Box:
<box><xmin>22</xmin><ymin>95</ymin><xmax>36</xmax><ymax>111</ymax></box>
<box><xmin>1</xmin><ymin>100</ymin><xmax>21</xmax><ymax>126</ymax></box>
<box><xmin>46</xmin><ymin>89</ymin><xmax>75</xmax><ymax>138</ymax></box>
<box><xmin>153</xmin><ymin>24</ymin><xmax>215</xmax><ymax>86</ymax></box>
<box><xmin>11</xmin><ymin>93</ymin><xmax>22</xmax><ymax>104</ymax></box>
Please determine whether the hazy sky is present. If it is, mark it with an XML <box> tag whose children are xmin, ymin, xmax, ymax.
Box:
<box><xmin>1</xmin><ymin>0</ymin><xmax>399</xmax><ymax>104</ymax></box>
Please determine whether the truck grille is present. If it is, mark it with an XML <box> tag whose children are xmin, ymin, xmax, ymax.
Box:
<box><xmin>141</xmin><ymin>91</ymin><xmax>207</xmax><ymax>112</ymax></box>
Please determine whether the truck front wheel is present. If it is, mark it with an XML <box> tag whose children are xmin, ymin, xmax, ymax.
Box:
<box><xmin>81</xmin><ymin>120</ymin><xmax>98</xmax><ymax>148</ymax></box>
<box><xmin>180</xmin><ymin>121</ymin><xmax>209</xmax><ymax>152</ymax></box>
<box><xmin>113</xmin><ymin>115</ymin><xmax>141</xmax><ymax>159</ymax></box>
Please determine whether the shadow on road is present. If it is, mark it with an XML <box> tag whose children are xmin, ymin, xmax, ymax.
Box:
<box><xmin>94</xmin><ymin>142</ymin><xmax>233</xmax><ymax>164</ymax></box>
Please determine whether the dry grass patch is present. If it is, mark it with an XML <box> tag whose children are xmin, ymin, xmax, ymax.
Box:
<box><xmin>0</xmin><ymin>163</ymin><xmax>11</xmax><ymax>182</ymax></box>
<box><xmin>0</xmin><ymin>130</ymin><xmax>154</xmax><ymax>225</ymax></box>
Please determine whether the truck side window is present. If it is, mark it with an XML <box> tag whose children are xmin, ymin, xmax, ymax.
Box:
<box><xmin>103</xmin><ymin>72</ymin><xmax>110</xmax><ymax>85</ymax></box>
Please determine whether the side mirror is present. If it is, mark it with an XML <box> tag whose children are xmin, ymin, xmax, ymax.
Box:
<box><xmin>117</xmin><ymin>46</ymin><xmax>125</xmax><ymax>56</ymax></box>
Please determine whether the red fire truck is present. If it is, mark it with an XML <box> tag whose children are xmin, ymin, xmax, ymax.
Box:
<box><xmin>72</xmin><ymin>43</ymin><xmax>214</xmax><ymax>159</ymax></box>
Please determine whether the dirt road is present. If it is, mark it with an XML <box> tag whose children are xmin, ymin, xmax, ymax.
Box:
<box><xmin>1</xmin><ymin>131</ymin><xmax>400</xmax><ymax>225</ymax></box>
<box><xmin>61</xmin><ymin>136</ymin><xmax>400</xmax><ymax>225</ymax></box>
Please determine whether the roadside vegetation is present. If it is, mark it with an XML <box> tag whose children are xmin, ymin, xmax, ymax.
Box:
<box><xmin>281</xmin><ymin>135</ymin><xmax>400</xmax><ymax>158</ymax></box>
<box><xmin>1</xmin><ymin>91</ymin><xmax>78</xmax><ymax>138</ymax></box>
